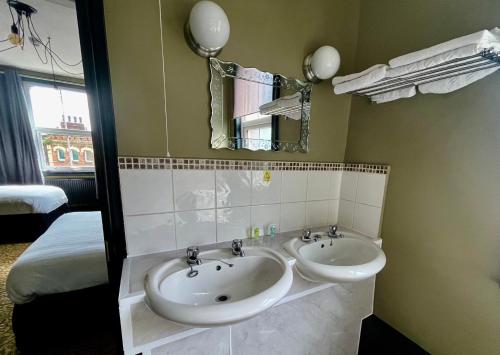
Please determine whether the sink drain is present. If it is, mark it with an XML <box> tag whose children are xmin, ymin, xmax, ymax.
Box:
<box><xmin>215</xmin><ymin>295</ymin><xmax>230</xmax><ymax>303</ymax></box>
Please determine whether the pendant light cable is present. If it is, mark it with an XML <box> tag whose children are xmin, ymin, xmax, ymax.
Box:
<box><xmin>158</xmin><ymin>0</ymin><xmax>170</xmax><ymax>157</ymax></box>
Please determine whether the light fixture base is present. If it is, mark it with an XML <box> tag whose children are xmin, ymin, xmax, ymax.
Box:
<box><xmin>184</xmin><ymin>21</ymin><xmax>222</xmax><ymax>58</ymax></box>
<box><xmin>7</xmin><ymin>0</ymin><xmax>37</xmax><ymax>16</ymax></box>
<box><xmin>302</xmin><ymin>53</ymin><xmax>321</xmax><ymax>83</ymax></box>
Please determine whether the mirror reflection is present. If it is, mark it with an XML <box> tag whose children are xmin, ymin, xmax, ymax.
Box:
<box><xmin>210</xmin><ymin>58</ymin><xmax>312</xmax><ymax>152</ymax></box>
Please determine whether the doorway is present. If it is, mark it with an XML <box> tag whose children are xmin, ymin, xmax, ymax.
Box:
<box><xmin>0</xmin><ymin>0</ymin><xmax>125</xmax><ymax>352</ymax></box>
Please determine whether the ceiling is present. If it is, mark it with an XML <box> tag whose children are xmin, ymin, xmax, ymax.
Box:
<box><xmin>0</xmin><ymin>0</ymin><xmax>83</xmax><ymax>78</ymax></box>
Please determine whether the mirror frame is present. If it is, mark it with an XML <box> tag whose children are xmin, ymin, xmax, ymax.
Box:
<box><xmin>209</xmin><ymin>58</ymin><xmax>312</xmax><ymax>153</ymax></box>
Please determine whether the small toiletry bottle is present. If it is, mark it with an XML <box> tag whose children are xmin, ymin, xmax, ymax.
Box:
<box><xmin>253</xmin><ymin>227</ymin><xmax>261</xmax><ymax>239</ymax></box>
<box><xmin>268</xmin><ymin>224</ymin><xmax>277</xmax><ymax>238</ymax></box>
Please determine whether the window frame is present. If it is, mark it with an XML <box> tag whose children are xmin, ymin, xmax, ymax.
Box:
<box><xmin>22</xmin><ymin>78</ymin><xmax>95</xmax><ymax>173</ymax></box>
<box><xmin>83</xmin><ymin>148</ymin><xmax>94</xmax><ymax>163</ymax></box>
<box><xmin>54</xmin><ymin>146</ymin><xmax>66</xmax><ymax>162</ymax></box>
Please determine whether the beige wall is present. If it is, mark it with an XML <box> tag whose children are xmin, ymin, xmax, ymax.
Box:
<box><xmin>105</xmin><ymin>0</ymin><xmax>360</xmax><ymax>161</ymax></box>
<box><xmin>345</xmin><ymin>1</ymin><xmax>500</xmax><ymax>354</ymax></box>
<box><xmin>104</xmin><ymin>0</ymin><xmax>167</xmax><ymax>157</ymax></box>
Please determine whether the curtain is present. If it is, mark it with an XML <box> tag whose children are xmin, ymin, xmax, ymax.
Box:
<box><xmin>233</xmin><ymin>67</ymin><xmax>274</xmax><ymax>119</ymax></box>
<box><xmin>0</xmin><ymin>69</ymin><xmax>42</xmax><ymax>184</ymax></box>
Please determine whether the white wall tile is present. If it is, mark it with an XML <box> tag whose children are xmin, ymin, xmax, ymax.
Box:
<box><xmin>251</xmin><ymin>204</ymin><xmax>281</xmax><ymax>233</ymax></box>
<box><xmin>124</xmin><ymin>213</ymin><xmax>175</xmax><ymax>256</ymax></box>
<box><xmin>216</xmin><ymin>170</ymin><xmax>251</xmax><ymax>208</ymax></box>
<box><xmin>280</xmin><ymin>202</ymin><xmax>306</xmax><ymax>232</ymax></box>
<box><xmin>173</xmin><ymin>170</ymin><xmax>215</xmax><ymax>211</ymax></box>
<box><xmin>119</xmin><ymin>169</ymin><xmax>173</xmax><ymax>215</ymax></box>
<box><xmin>306</xmin><ymin>171</ymin><xmax>330</xmax><ymax>201</ymax></box>
<box><xmin>356</xmin><ymin>173</ymin><xmax>387</xmax><ymax>207</ymax></box>
<box><xmin>353</xmin><ymin>203</ymin><xmax>382</xmax><ymax>237</ymax></box>
<box><xmin>327</xmin><ymin>199</ymin><xmax>339</xmax><ymax>225</ymax></box>
<box><xmin>329</xmin><ymin>171</ymin><xmax>342</xmax><ymax>200</ymax></box>
<box><xmin>306</xmin><ymin>200</ymin><xmax>329</xmax><ymax>227</ymax></box>
<box><xmin>251</xmin><ymin>170</ymin><xmax>282</xmax><ymax>205</ymax></box>
<box><xmin>281</xmin><ymin>171</ymin><xmax>308</xmax><ymax>203</ymax></box>
<box><xmin>338</xmin><ymin>200</ymin><xmax>355</xmax><ymax>228</ymax></box>
<box><xmin>340</xmin><ymin>171</ymin><xmax>359</xmax><ymax>202</ymax></box>
<box><xmin>175</xmin><ymin>210</ymin><xmax>216</xmax><ymax>248</ymax></box>
<box><xmin>216</xmin><ymin>207</ymin><xmax>251</xmax><ymax>242</ymax></box>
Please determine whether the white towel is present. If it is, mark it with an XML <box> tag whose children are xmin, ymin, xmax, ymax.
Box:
<box><xmin>389</xmin><ymin>27</ymin><xmax>500</xmax><ymax>68</ymax></box>
<box><xmin>333</xmin><ymin>65</ymin><xmax>388</xmax><ymax>94</ymax></box>
<box><xmin>418</xmin><ymin>66</ymin><xmax>499</xmax><ymax>94</ymax></box>
<box><xmin>332</xmin><ymin>64</ymin><xmax>387</xmax><ymax>85</ymax></box>
<box><xmin>259</xmin><ymin>92</ymin><xmax>308</xmax><ymax>120</ymax></box>
<box><xmin>386</xmin><ymin>44</ymin><xmax>498</xmax><ymax>79</ymax></box>
<box><xmin>371</xmin><ymin>86</ymin><xmax>416</xmax><ymax>104</ymax></box>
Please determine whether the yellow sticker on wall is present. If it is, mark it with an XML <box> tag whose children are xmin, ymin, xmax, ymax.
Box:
<box><xmin>263</xmin><ymin>170</ymin><xmax>272</xmax><ymax>183</ymax></box>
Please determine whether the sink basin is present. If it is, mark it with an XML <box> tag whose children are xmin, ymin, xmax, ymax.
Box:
<box><xmin>144</xmin><ymin>247</ymin><xmax>293</xmax><ymax>326</ymax></box>
<box><xmin>284</xmin><ymin>232</ymin><xmax>386</xmax><ymax>283</ymax></box>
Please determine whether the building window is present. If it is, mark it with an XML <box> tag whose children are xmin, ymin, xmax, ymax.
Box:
<box><xmin>56</xmin><ymin>148</ymin><xmax>66</xmax><ymax>162</ymax></box>
<box><xmin>84</xmin><ymin>149</ymin><xmax>94</xmax><ymax>163</ymax></box>
<box><xmin>24</xmin><ymin>80</ymin><xmax>94</xmax><ymax>172</ymax></box>
<box><xmin>71</xmin><ymin>148</ymin><xmax>79</xmax><ymax>162</ymax></box>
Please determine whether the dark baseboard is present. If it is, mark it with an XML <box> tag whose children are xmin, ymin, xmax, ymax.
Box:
<box><xmin>359</xmin><ymin>315</ymin><xmax>429</xmax><ymax>355</ymax></box>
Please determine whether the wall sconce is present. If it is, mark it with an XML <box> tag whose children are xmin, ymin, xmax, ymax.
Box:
<box><xmin>303</xmin><ymin>46</ymin><xmax>341</xmax><ymax>83</ymax></box>
<box><xmin>184</xmin><ymin>1</ymin><xmax>230</xmax><ymax>58</ymax></box>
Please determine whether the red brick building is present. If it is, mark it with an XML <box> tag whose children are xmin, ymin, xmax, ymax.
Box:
<box><xmin>41</xmin><ymin>116</ymin><xmax>94</xmax><ymax>169</ymax></box>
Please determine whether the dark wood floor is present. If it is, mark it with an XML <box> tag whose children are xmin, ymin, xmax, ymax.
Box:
<box><xmin>359</xmin><ymin>315</ymin><xmax>429</xmax><ymax>355</ymax></box>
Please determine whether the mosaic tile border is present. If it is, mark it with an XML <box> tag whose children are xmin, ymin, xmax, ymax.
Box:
<box><xmin>118</xmin><ymin>157</ymin><xmax>390</xmax><ymax>174</ymax></box>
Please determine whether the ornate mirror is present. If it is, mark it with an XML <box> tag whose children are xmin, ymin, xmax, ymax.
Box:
<box><xmin>209</xmin><ymin>58</ymin><xmax>312</xmax><ymax>152</ymax></box>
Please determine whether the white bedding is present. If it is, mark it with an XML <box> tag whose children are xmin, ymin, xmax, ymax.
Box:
<box><xmin>0</xmin><ymin>185</ymin><xmax>68</xmax><ymax>215</ymax></box>
<box><xmin>7</xmin><ymin>212</ymin><xmax>108</xmax><ymax>304</ymax></box>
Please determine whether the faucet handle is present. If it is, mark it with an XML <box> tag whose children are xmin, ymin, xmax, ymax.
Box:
<box><xmin>328</xmin><ymin>225</ymin><xmax>338</xmax><ymax>236</ymax></box>
<box><xmin>232</xmin><ymin>239</ymin><xmax>243</xmax><ymax>249</ymax></box>
<box><xmin>302</xmin><ymin>229</ymin><xmax>311</xmax><ymax>238</ymax></box>
<box><xmin>186</xmin><ymin>246</ymin><xmax>200</xmax><ymax>260</ymax></box>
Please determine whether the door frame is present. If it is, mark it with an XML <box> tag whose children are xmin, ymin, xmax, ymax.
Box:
<box><xmin>75</xmin><ymin>0</ymin><xmax>126</xmax><ymax>287</ymax></box>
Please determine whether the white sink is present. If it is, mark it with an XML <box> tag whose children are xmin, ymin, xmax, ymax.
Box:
<box><xmin>284</xmin><ymin>232</ymin><xmax>386</xmax><ymax>283</ymax></box>
<box><xmin>144</xmin><ymin>247</ymin><xmax>293</xmax><ymax>326</ymax></box>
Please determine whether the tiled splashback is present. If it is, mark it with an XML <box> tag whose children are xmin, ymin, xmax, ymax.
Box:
<box><xmin>118</xmin><ymin>157</ymin><xmax>390</xmax><ymax>257</ymax></box>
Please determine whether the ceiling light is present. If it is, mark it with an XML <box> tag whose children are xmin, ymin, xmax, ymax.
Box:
<box><xmin>8</xmin><ymin>24</ymin><xmax>23</xmax><ymax>46</ymax></box>
<box><xmin>184</xmin><ymin>1</ymin><xmax>230</xmax><ymax>58</ymax></box>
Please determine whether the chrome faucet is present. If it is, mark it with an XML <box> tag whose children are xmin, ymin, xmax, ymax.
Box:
<box><xmin>232</xmin><ymin>239</ymin><xmax>244</xmax><ymax>257</ymax></box>
<box><xmin>186</xmin><ymin>246</ymin><xmax>201</xmax><ymax>265</ymax></box>
<box><xmin>328</xmin><ymin>225</ymin><xmax>343</xmax><ymax>239</ymax></box>
<box><xmin>186</xmin><ymin>246</ymin><xmax>201</xmax><ymax>277</ymax></box>
<box><xmin>327</xmin><ymin>225</ymin><xmax>343</xmax><ymax>245</ymax></box>
<box><xmin>186</xmin><ymin>246</ymin><xmax>234</xmax><ymax>278</ymax></box>
<box><xmin>301</xmin><ymin>229</ymin><xmax>321</xmax><ymax>242</ymax></box>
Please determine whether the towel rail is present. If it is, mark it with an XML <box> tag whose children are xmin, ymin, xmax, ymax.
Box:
<box><xmin>347</xmin><ymin>48</ymin><xmax>500</xmax><ymax>98</ymax></box>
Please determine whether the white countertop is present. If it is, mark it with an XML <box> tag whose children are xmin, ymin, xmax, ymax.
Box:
<box><xmin>118</xmin><ymin>226</ymin><xmax>381</xmax><ymax>353</ymax></box>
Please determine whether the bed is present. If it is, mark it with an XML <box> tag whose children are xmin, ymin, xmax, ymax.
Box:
<box><xmin>7</xmin><ymin>211</ymin><xmax>108</xmax><ymax>304</ymax></box>
<box><xmin>6</xmin><ymin>211</ymin><xmax>112</xmax><ymax>352</ymax></box>
<box><xmin>0</xmin><ymin>185</ymin><xmax>69</xmax><ymax>243</ymax></box>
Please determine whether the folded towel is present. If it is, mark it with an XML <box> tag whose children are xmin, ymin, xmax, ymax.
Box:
<box><xmin>389</xmin><ymin>27</ymin><xmax>500</xmax><ymax>68</ymax></box>
<box><xmin>371</xmin><ymin>86</ymin><xmax>416</xmax><ymax>104</ymax></box>
<box><xmin>332</xmin><ymin>64</ymin><xmax>388</xmax><ymax>85</ymax></box>
<box><xmin>418</xmin><ymin>66</ymin><xmax>499</xmax><ymax>94</ymax></box>
<box><xmin>333</xmin><ymin>65</ymin><xmax>388</xmax><ymax>94</ymax></box>
<box><xmin>259</xmin><ymin>92</ymin><xmax>308</xmax><ymax>120</ymax></box>
<box><xmin>386</xmin><ymin>44</ymin><xmax>497</xmax><ymax>79</ymax></box>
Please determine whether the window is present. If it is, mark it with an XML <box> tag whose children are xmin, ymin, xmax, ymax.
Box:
<box><xmin>241</xmin><ymin>114</ymin><xmax>272</xmax><ymax>151</ymax></box>
<box><xmin>83</xmin><ymin>149</ymin><xmax>94</xmax><ymax>163</ymax></box>
<box><xmin>24</xmin><ymin>80</ymin><xmax>94</xmax><ymax>172</ymax></box>
<box><xmin>56</xmin><ymin>148</ymin><xmax>66</xmax><ymax>162</ymax></box>
<box><xmin>71</xmin><ymin>148</ymin><xmax>79</xmax><ymax>162</ymax></box>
